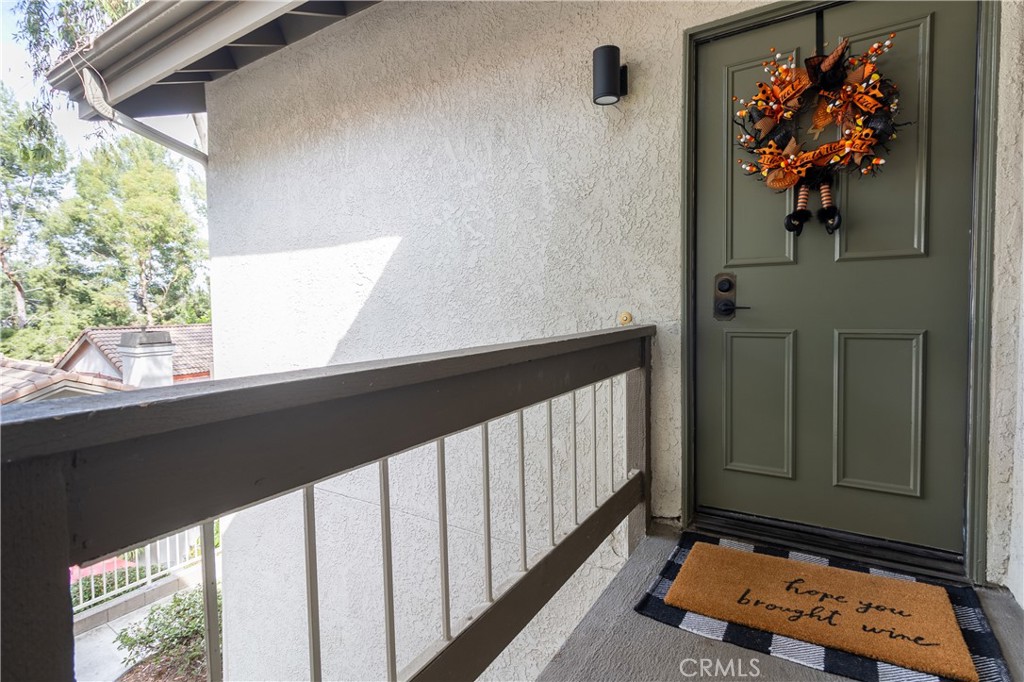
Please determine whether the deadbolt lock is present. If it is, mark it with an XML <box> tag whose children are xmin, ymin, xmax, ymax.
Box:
<box><xmin>713</xmin><ymin>272</ymin><xmax>751</xmax><ymax>321</ymax></box>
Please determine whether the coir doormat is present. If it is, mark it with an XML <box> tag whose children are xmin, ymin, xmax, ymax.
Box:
<box><xmin>635</xmin><ymin>533</ymin><xmax>1012</xmax><ymax>682</ymax></box>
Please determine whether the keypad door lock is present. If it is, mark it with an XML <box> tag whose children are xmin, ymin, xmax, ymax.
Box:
<box><xmin>713</xmin><ymin>272</ymin><xmax>751</xmax><ymax>321</ymax></box>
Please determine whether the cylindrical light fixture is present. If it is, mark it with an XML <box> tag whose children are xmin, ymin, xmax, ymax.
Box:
<box><xmin>593</xmin><ymin>45</ymin><xmax>628</xmax><ymax>105</ymax></box>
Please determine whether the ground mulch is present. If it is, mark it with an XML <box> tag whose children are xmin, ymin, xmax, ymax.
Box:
<box><xmin>117</xmin><ymin>657</ymin><xmax>205</xmax><ymax>682</ymax></box>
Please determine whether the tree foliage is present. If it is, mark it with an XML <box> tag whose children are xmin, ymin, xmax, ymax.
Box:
<box><xmin>51</xmin><ymin>135</ymin><xmax>209</xmax><ymax>326</ymax></box>
<box><xmin>2</xmin><ymin>1</ymin><xmax>210</xmax><ymax>363</ymax></box>
<box><xmin>0</xmin><ymin>84</ymin><xmax>67</xmax><ymax>329</ymax></box>
<box><xmin>1</xmin><ymin>132</ymin><xmax>209</xmax><ymax>361</ymax></box>
<box><xmin>13</xmin><ymin>0</ymin><xmax>139</xmax><ymax>153</ymax></box>
<box><xmin>15</xmin><ymin>0</ymin><xmax>139</xmax><ymax>100</ymax></box>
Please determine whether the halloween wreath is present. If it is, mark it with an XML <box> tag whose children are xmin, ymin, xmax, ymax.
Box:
<box><xmin>733</xmin><ymin>35</ymin><xmax>902</xmax><ymax>235</ymax></box>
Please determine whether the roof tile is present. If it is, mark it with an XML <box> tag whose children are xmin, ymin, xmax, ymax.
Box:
<box><xmin>0</xmin><ymin>358</ymin><xmax>133</xmax><ymax>404</ymax></box>
<box><xmin>56</xmin><ymin>324</ymin><xmax>212</xmax><ymax>378</ymax></box>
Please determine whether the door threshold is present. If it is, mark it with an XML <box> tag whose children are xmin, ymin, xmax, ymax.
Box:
<box><xmin>693</xmin><ymin>507</ymin><xmax>968</xmax><ymax>584</ymax></box>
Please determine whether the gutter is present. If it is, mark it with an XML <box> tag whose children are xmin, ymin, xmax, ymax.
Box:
<box><xmin>79</xmin><ymin>67</ymin><xmax>208</xmax><ymax>166</ymax></box>
<box><xmin>46</xmin><ymin>0</ymin><xmax>298</xmax><ymax>117</ymax></box>
<box><xmin>46</xmin><ymin>0</ymin><xmax>211</xmax><ymax>109</ymax></box>
<box><xmin>44</xmin><ymin>0</ymin><xmax>321</xmax><ymax>162</ymax></box>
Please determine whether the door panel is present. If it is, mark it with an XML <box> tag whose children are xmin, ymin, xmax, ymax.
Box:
<box><xmin>694</xmin><ymin>2</ymin><xmax>977</xmax><ymax>552</ymax></box>
<box><xmin>833</xmin><ymin>329</ymin><xmax>924</xmax><ymax>497</ymax></box>
<box><xmin>835</xmin><ymin>14</ymin><xmax>933</xmax><ymax>261</ymax></box>
<box><xmin>724</xmin><ymin>53</ymin><xmax>801</xmax><ymax>266</ymax></box>
<box><xmin>723</xmin><ymin>329</ymin><xmax>795</xmax><ymax>478</ymax></box>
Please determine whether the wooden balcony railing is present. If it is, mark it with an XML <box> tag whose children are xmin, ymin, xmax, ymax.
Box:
<box><xmin>1</xmin><ymin>325</ymin><xmax>655</xmax><ymax>681</ymax></box>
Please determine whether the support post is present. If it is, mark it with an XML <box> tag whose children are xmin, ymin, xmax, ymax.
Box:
<box><xmin>1</xmin><ymin>457</ymin><xmax>75</xmax><ymax>681</ymax></box>
<box><xmin>302</xmin><ymin>486</ymin><xmax>322</xmax><ymax>681</ymax></box>
<box><xmin>201</xmin><ymin>520</ymin><xmax>222</xmax><ymax>682</ymax></box>
<box><xmin>625</xmin><ymin>336</ymin><xmax>652</xmax><ymax>555</ymax></box>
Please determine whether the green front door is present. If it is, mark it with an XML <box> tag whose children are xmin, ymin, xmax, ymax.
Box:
<box><xmin>694</xmin><ymin>2</ymin><xmax>978</xmax><ymax>552</ymax></box>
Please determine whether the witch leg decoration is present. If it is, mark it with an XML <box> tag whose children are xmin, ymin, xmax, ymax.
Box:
<box><xmin>818</xmin><ymin>182</ymin><xmax>841</xmax><ymax>234</ymax></box>
<box><xmin>784</xmin><ymin>184</ymin><xmax>813</xmax><ymax>235</ymax></box>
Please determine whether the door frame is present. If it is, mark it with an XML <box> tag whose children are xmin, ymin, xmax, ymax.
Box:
<box><xmin>679</xmin><ymin>0</ymin><xmax>1001</xmax><ymax>584</ymax></box>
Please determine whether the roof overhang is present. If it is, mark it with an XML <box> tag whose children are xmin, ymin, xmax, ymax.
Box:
<box><xmin>47</xmin><ymin>0</ymin><xmax>374</xmax><ymax>120</ymax></box>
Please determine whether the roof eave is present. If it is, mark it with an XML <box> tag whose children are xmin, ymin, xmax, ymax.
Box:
<box><xmin>46</xmin><ymin>1</ymin><xmax>213</xmax><ymax>118</ymax></box>
<box><xmin>45</xmin><ymin>0</ymin><xmax>304</xmax><ymax>120</ymax></box>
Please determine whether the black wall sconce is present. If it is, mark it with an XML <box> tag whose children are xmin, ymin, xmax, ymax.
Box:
<box><xmin>593</xmin><ymin>45</ymin><xmax>628</xmax><ymax>105</ymax></box>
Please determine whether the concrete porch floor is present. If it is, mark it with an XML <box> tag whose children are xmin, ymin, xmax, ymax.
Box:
<box><xmin>540</xmin><ymin>525</ymin><xmax>1024</xmax><ymax>682</ymax></box>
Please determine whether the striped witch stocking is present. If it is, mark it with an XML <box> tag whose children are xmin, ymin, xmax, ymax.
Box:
<box><xmin>818</xmin><ymin>182</ymin><xmax>841</xmax><ymax>233</ymax></box>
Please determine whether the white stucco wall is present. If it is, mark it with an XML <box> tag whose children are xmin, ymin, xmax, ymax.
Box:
<box><xmin>206</xmin><ymin>0</ymin><xmax>1024</xmax><ymax>677</ymax></box>
<box><xmin>987</xmin><ymin>0</ymin><xmax>1024</xmax><ymax>604</ymax></box>
<box><xmin>205</xmin><ymin>0</ymin><xmax>767</xmax><ymax>518</ymax></box>
<box><xmin>63</xmin><ymin>344</ymin><xmax>119</xmax><ymax>380</ymax></box>
<box><xmin>208</xmin><ymin>2</ymin><xmax>762</xmax><ymax>677</ymax></box>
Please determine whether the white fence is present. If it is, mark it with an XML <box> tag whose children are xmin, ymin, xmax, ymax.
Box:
<box><xmin>70</xmin><ymin>526</ymin><xmax>204</xmax><ymax>614</ymax></box>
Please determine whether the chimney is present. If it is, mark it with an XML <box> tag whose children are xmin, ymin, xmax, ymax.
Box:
<box><xmin>118</xmin><ymin>330</ymin><xmax>175</xmax><ymax>388</ymax></box>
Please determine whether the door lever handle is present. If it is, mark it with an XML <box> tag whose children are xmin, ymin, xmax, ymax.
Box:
<box><xmin>715</xmin><ymin>300</ymin><xmax>751</xmax><ymax>316</ymax></box>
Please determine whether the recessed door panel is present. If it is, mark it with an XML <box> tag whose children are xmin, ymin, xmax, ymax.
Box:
<box><xmin>694</xmin><ymin>2</ymin><xmax>976</xmax><ymax>552</ymax></box>
<box><xmin>836</xmin><ymin>15</ymin><xmax>933</xmax><ymax>261</ymax></box>
<box><xmin>725</xmin><ymin>54</ymin><xmax>799</xmax><ymax>266</ymax></box>
<box><xmin>833</xmin><ymin>330</ymin><xmax>924</xmax><ymax>496</ymax></box>
<box><xmin>723</xmin><ymin>330</ymin><xmax>795</xmax><ymax>478</ymax></box>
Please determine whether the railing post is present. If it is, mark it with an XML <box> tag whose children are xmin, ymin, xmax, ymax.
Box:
<box><xmin>144</xmin><ymin>542</ymin><xmax>153</xmax><ymax>585</ymax></box>
<box><xmin>625</xmin><ymin>336</ymin><xmax>652</xmax><ymax>555</ymax></box>
<box><xmin>516</xmin><ymin>412</ymin><xmax>528</xmax><ymax>572</ymax></box>
<box><xmin>436</xmin><ymin>439</ymin><xmax>452</xmax><ymax>640</ymax></box>
<box><xmin>546</xmin><ymin>400</ymin><xmax>555</xmax><ymax>547</ymax></box>
<box><xmin>1</xmin><ymin>456</ymin><xmax>75</xmax><ymax>680</ymax></box>
<box><xmin>570</xmin><ymin>392</ymin><xmax>578</xmax><ymax>526</ymax></box>
<box><xmin>379</xmin><ymin>459</ymin><xmax>398</xmax><ymax>682</ymax></box>
<box><xmin>591</xmin><ymin>384</ymin><xmax>598</xmax><ymax>509</ymax></box>
<box><xmin>608</xmin><ymin>378</ymin><xmax>615</xmax><ymax>492</ymax></box>
<box><xmin>201</xmin><ymin>520</ymin><xmax>222</xmax><ymax>682</ymax></box>
<box><xmin>302</xmin><ymin>486</ymin><xmax>322</xmax><ymax>682</ymax></box>
<box><xmin>482</xmin><ymin>422</ymin><xmax>494</xmax><ymax>602</ymax></box>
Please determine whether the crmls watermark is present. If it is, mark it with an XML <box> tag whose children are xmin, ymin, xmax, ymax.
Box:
<box><xmin>678</xmin><ymin>657</ymin><xmax>761</xmax><ymax>678</ymax></box>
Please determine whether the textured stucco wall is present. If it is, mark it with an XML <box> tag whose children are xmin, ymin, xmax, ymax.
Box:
<box><xmin>206</xmin><ymin>0</ymin><xmax>767</xmax><ymax>518</ymax></box>
<box><xmin>207</xmin><ymin>3</ymin><xmax>763</xmax><ymax>677</ymax></box>
<box><xmin>207</xmin><ymin>0</ymin><xmax>1024</xmax><ymax>677</ymax></box>
<box><xmin>987</xmin><ymin>0</ymin><xmax>1024</xmax><ymax>604</ymax></box>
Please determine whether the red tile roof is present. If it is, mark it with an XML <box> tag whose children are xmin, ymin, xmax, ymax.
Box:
<box><xmin>55</xmin><ymin>324</ymin><xmax>213</xmax><ymax>379</ymax></box>
<box><xmin>0</xmin><ymin>358</ymin><xmax>132</xmax><ymax>404</ymax></box>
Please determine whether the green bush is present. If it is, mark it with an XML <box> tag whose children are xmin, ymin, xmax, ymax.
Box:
<box><xmin>70</xmin><ymin>564</ymin><xmax>166</xmax><ymax>609</ymax></box>
<box><xmin>115</xmin><ymin>585</ymin><xmax>221</xmax><ymax>678</ymax></box>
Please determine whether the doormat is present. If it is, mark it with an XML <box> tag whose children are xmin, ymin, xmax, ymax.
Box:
<box><xmin>635</xmin><ymin>533</ymin><xmax>1012</xmax><ymax>682</ymax></box>
<box><xmin>666</xmin><ymin>542</ymin><xmax>975</xmax><ymax>680</ymax></box>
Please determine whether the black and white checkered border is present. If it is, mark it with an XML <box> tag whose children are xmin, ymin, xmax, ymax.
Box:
<box><xmin>634</xmin><ymin>532</ymin><xmax>1012</xmax><ymax>682</ymax></box>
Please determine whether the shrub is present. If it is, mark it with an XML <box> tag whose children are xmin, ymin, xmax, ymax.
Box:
<box><xmin>114</xmin><ymin>585</ymin><xmax>221</xmax><ymax>679</ymax></box>
<box><xmin>70</xmin><ymin>564</ymin><xmax>166</xmax><ymax>609</ymax></box>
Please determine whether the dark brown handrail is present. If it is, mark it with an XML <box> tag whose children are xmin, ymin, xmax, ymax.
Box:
<box><xmin>2</xmin><ymin>325</ymin><xmax>655</xmax><ymax>461</ymax></box>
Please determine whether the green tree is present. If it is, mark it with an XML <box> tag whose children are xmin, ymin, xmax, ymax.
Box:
<box><xmin>13</xmin><ymin>0</ymin><xmax>139</xmax><ymax>160</ymax></box>
<box><xmin>15</xmin><ymin>0</ymin><xmax>138</xmax><ymax>106</ymax></box>
<box><xmin>0</xmin><ymin>84</ymin><xmax>67</xmax><ymax>329</ymax></box>
<box><xmin>49</xmin><ymin>135</ymin><xmax>208</xmax><ymax>326</ymax></box>
<box><xmin>3</xmin><ymin>1</ymin><xmax>210</xmax><ymax>363</ymax></box>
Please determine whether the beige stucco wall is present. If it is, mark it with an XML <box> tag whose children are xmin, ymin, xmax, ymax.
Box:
<box><xmin>206</xmin><ymin>0</ymin><xmax>1023</xmax><ymax>676</ymax></box>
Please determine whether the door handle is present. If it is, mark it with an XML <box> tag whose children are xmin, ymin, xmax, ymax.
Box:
<box><xmin>713</xmin><ymin>273</ymin><xmax>749</xmax><ymax>320</ymax></box>
<box><xmin>715</xmin><ymin>300</ymin><xmax>751</xmax><ymax>316</ymax></box>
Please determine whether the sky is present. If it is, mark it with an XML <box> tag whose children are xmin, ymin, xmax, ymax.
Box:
<box><xmin>0</xmin><ymin>1</ymin><xmax>202</xmax><ymax>166</ymax></box>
